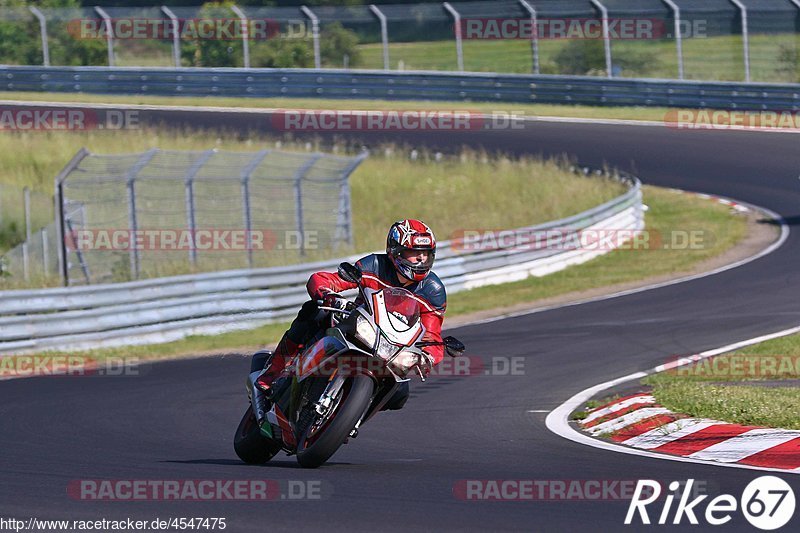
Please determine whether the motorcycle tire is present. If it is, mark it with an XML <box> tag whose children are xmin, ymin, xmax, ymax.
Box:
<box><xmin>296</xmin><ymin>375</ymin><xmax>373</xmax><ymax>468</ymax></box>
<box><xmin>233</xmin><ymin>405</ymin><xmax>281</xmax><ymax>464</ymax></box>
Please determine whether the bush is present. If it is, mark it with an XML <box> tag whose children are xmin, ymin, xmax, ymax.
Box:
<box><xmin>320</xmin><ymin>22</ymin><xmax>361</xmax><ymax>68</ymax></box>
<box><xmin>553</xmin><ymin>40</ymin><xmax>660</xmax><ymax>77</ymax></box>
<box><xmin>250</xmin><ymin>39</ymin><xmax>314</xmax><ymax>68</ymax></box>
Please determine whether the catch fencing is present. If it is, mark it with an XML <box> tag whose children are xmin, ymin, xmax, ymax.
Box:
<box><xmin>1</xmin><ymin>148</ymin><xmax>366</xmax><ymax>286</ymax></box>
<box><xmin>0</xmin><ymin>1</ymin><xmax>798</xmax><ymax>83</ymax></box>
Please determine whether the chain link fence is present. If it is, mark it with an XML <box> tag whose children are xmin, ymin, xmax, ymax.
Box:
<box><xmin>0</xmin><ymin>1</ymin><xmax>798</xmax><ymax>83</ymax></box>
<box><xmin>0</xmin><ymin>184</ymin><xmax>55</xmax><ymax>284</ymax></box>
<box><xmin>1</xmin><ymin>148</ymin><xmax>365</xmax><ymax>287</ymax></box>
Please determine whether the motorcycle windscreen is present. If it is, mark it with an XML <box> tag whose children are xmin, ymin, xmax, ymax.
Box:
<box><xmin>381</xmin><ymin>288</ymin><xmax>420</xmax><ymax>332</ymax></box>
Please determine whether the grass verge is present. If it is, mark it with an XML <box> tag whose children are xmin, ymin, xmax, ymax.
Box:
<box><xmin>0</xmin><ymin>90</ymin><xmax>691</xmax><ymax>124</ymax></box>
<box><xmin>32</xmin><ymin>183</ymin><xmax>754</xmax><ymax>363</ymax></box>
<box><xmin>642</xmin><ymin>334</ymin><xmax>800</xmax><ymax>429</ymax></box>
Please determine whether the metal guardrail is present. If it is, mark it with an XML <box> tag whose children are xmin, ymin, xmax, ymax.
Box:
<box><xmin>0</xmin><ymin>174</ymin><xmax>642</xmax><ymax>355</ymax></box>
<box><xmin>2</xmin><ymin>66</ymin><xmax>798</xmax><ymax>111</ymax></box>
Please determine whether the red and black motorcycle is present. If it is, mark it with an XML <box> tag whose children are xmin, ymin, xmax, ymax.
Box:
<box><xmin>234</xmin><ymin>262</ymin><xmax>465</xmax><ymax>468</ymax></box>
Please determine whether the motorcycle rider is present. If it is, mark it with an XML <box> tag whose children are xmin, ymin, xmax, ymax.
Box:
<box><xmin>252</xmin><ymin>219</ymin><xmax>446</xmax><ymax>413</ymax></box>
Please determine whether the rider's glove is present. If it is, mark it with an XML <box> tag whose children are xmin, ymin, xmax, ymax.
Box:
<box><xmin>419</xmin><ymin>351</ymin><xmax>435</xmax><ymax>377</ymax></box>
<box><xmin>319</xmin><ymin>291</ymin><xmax>348</xmax><ymax>311</ymax></box>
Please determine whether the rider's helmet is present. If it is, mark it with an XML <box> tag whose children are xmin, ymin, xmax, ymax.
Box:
<box><xmin>386</xmin><ymin>219</ymin><xmax>436</xmax><ymax>282</ymax></box>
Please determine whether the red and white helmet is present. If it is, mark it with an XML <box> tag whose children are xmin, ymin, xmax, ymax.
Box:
<box><xmin>386</xmin><ymin>219</ymin><xmax>436</xmax><ymax>282</ymax></box>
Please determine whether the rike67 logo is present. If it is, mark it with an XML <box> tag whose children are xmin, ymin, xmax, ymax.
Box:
<box><xmin>626</xmin><ymin>477</ymin><xmax>795</xmax><ymax>530</ymax></box>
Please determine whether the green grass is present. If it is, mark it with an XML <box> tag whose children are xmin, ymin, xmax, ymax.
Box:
<box><xmin>644</xmin><ymin>375</ymin><xmax>800</xmax><ymax>430</ymax></box>
<box><xmin>33</xmin><ymin>182</ymin><xmax>755</xmax><ymax>363</ymax></box>
<box><xmin>448</xmin><ymin>186</ymin><xmax>749</xmax><ymax>314</ymax></box>
<box><xmin>642</xmin><ymin>334</ymin><xmax>800</xmax><ymax>429</ymax></box>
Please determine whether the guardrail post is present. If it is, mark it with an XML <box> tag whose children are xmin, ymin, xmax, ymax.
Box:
<box><xmin>369</xmin><ymin>4</ymin><xmax>390</xmax><ymax>70</ymax></box>
<box><xmin>125</xmin><ymin>149</ymin><xmax>158</xmax><ymax>281</ymax></box>
<box><xmin>28</xmin><ymin>6</ymin><xmax>50</xmax><ymax>67</ymax></box>
<box><xmin>54</xmin><ymin>148</ymin><xmax>90</xmax><ymax>287</ymax></box>
<box><xmin>161</xmin><ymin>6</ymin><xmax>181</xmax><ymax>68</ymax></box>
<box><xmin>184</xmin><ymin>150</ymin><xmax>215</xmax><ymax>267</ymax></box>
<box><xmin>443</xmin><ymin>2</ymin><xmax>464</xmax><ymax>71</ymax></box>
<box><xmin>293</xmin><ymin>154</ymin><xmax>322</xmax><ymax>257</ymax></box>
<box><xmin>661</xmin><ymin>0</ymin><xmax>684</xmax><ymax>80</ymax></box>
<box><xmin>239</xmin><ymin>150</ymin><xmax>269</xmax><ymax>269</ymax></box>
<box><xmin>518</xmin><ymin>0</ymin><xmax>539</xmax><ymax>74</ymax></box>
<box><xmin>94</xmin><ymin>6</ymin><xmax>115</xmax><ymax>67</ymax></box>
<box><xmin>23</xmin><ymin>187</ymin><xmax>31</xmax><ymax>242</ymax></box>
<box><xmin>729</xmin><ymin>0</ymin><xmax>750</xmax><ymax>82</ymax></box>
<box><xmin>231</xmin><ymin>5</ymin><xmax>250</xmax><ymax>68</ymax></box>
<box><xmin>301</xmin><ymin>6</ymin><xmax>321</xmax><ymax>69</ymax></box>
<box><xmin>590</xmin><ymin>0</ymin><xmax>612</xmax><ymax>78</ymax></box>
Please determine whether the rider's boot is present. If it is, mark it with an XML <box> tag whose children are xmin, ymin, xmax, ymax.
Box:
<box><xmin>257</xmin><ymin>333</ymin><xmax>301</xmax><ymax>400</ymax></box>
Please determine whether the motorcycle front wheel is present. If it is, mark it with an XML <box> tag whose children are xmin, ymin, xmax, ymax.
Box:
<box><xmin>233</xmin><ymin>405</ymin><xmax>281</xmax><ymax>464</ymax></box>
<box><xmin>296</xmin><ymin>375</ymin><xmax>373</xmax><ymax>468</ymax></box>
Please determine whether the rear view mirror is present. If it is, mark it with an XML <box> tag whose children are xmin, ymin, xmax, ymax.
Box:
<box><xmin>338</xmin><ymin>262</ymin><xmax>362</xmax><ymax>284</ymax></box>
<box><xmin>443</xmin><ymin>336</ymin><xmax>465</xmax><ymax>357</ymax></box>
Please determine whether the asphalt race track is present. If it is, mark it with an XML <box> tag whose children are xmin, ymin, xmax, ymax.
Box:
<box><xmin>2</xmin><ymin>107</ymin><xmax>800</xmax><ymax>531</ymax></box>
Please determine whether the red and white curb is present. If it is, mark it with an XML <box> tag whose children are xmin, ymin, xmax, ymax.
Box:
<box><xmin>579</xmin><ymin>393</ymin><xmax>800</xmax><ymax>471</ymax></box>
<box><xmin>546</xmin><ymin>322</ymin><xmax>800</xmax><ymax>475</ymax></box>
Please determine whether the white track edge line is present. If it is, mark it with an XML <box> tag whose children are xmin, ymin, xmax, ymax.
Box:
<box><xmin>545</xmin><ymin>200</ymin><xmax>797</xmax><ymax>474</ymax></box>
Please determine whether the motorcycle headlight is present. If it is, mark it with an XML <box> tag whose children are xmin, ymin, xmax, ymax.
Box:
<box><xmin>355</xmin><ymin>314</ymin><xmax>377</xmax><ymax>348</ymax></box>
<box><xmin>376</xmin><ymin>333</ymin><xmax>399</xmax><ymax>360</ymax></box>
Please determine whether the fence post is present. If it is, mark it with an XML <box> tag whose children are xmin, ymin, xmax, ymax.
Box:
<box><xmin>518</xmin><ymin>0</ymin><xmax>539</xmax><ymax>74</ymax></box>
<box><xmin>54</xmin><ymin>148</ymin><xmax>90</xmax><ymax>286</ymax></box>
<box><xmin>661</xmin><ymin>0</ymin><xmax>684</xmax><ymax>80</ymax></box>
<box><xmin>337</xmin><ymin>151</ymin><xmax>367</xmax><ymax>248</ymax></box>
<box><xmin>94</xmin><ymin>6</ymin><xmax>115</xmax><ymax>67</ymax></box>
<box><xmin>125</xmin><ymin>149</ymin><xmax>158</xmax><ymax>281</ymax></box>
<box><xmin>161</xmin><ymin>6</ymin><xmax>181</xmax><ymax>68</ymax></box>
<box><xmin>231</xmin><ymin>5</ymin><xmax>250</xmax><ymax>68</ymax></box>
<box><xmin>301</xmin><ymin>6</ymin><xmax>321</xmax><ymax>69</ymax></box>
<box><xmin>23</xmin><ymin>187</ymin><xmax>31</xmax><ymax>242</ymax></box>
<box><xmin>729</xmin><ymin>0</ymin><xmax>750</xmax><ymax>82</ymax></box>
<box><xmin>29</xmin><ymin>6</ymin><xmax>50</xmax><ymax>67</ymax></box>
<box><xmin>293</xmin><ymin>154</ymin><xmax>322</xmax><ymax>257</ymax></box>
<box><xmin>184</xmin><ymin>150</ymin><xmax>215</xmax><ymax>267</ymax></box>
<box><xmin>41</xmin><ymin>227</ymin><xmax>49</xmax><ymax>278</ymax></box>
<box><xmin>369</xmin><ymin>4</ymin><xmax>390</xmax><ymax>70</ymax></box>
<box><xmin>590</xmin><ymin>0</ymin><xmax>612</xmax><ymax>78</ymax></box>
<box><xmin>442</xmin><ymin>2</ymin><xmax>464</xmax><ymax>71</ymax></box>
<box><xmin>240</xmin><ymin>150</ymin><xmax>269</xmax><ymax>269</ymax></box>
<box><xmin>22</xmin><ymin>242</ymin><xmax>29</xmax><ymax>282</ymax></box>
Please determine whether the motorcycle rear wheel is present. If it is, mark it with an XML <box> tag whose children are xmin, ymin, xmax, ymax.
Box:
<box><xmin>233</xmin><ymin>405</ymin><xmax>281</xmax><ymax>464</ymax></box>
<box><xmin>296</xmin><ymin>375</ymin><xmax>373</xmax><ymax>468</ymax></box>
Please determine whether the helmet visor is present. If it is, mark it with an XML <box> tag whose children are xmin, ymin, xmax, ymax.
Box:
<box><xmin>397</xmin><ymin>248</ymin><xmax>435</xmax><ymax>273</ymax></box>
